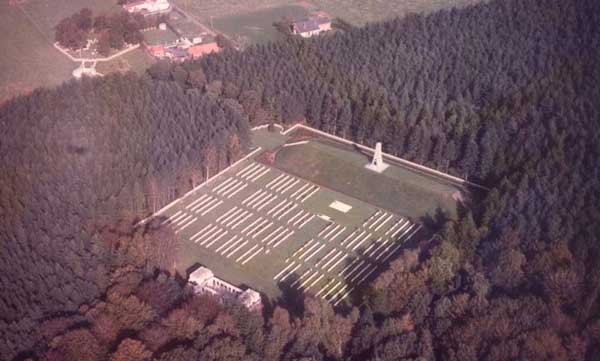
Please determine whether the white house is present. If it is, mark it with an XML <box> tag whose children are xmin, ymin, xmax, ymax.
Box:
<box><xmin>189</xmin><ymin>267</ymin><xmax>262</xmax><ymax>310</ymax></box>
<box><xmin>292</xmin><ymin>17</ymin><xmax>332</xmax><ymax>38</ymax></box>
<box><xmin>123</xmin><ymin>0</ymin><xmax>171</xmax><ymax>15</ymax></box>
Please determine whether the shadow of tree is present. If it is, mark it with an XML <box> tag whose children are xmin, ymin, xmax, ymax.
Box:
<box><xmin>276</xmin><ymin>272</ymin><xmax>306</xmax><ymax>317</ymax></box>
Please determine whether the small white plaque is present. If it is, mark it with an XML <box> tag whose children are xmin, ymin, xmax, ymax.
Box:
<box><xmin>329</xmin><ymin>201</ymin><xmax>352</xmax><ymax>213</ymax></box>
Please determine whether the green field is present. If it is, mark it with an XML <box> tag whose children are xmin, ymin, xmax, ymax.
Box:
<box><xmin>143</xmin><ymin>28</ymin><xmax>181</xmax><ymax>46</ymax></box>
<box><xmin>173</xmin><ymin>0</ymin><xmax>483</xmax><ymax>29</ymax></box>
<box><xmin>157</xmin><ymin>127</ymin><xmax>465</xmax><ymax>305</ymax></box>
<box><xmin>0</xmin><ymin>2</ymin><xmax>72</xmax><ymax>103</ymax></box>
<box><xmin>0</xmin><ymin>0</ymin><xmax>147</xmax><ymax>103</ymax></box>
<box><xmin>96</xmin><ymin>48</ymin><xmax>156</xmax><ymax>76</ymax></box>
<box><xmin>212</xmin><ymin>5</ymin><xmax>309</xmax><ymax>45</ymax></box>
<box><xmin>169</xmin><ymin>9</ymin><xmax>207</xmax><ymax>40</ymax></box>
<box><xmin>275</xmin><ymin>138</ymin><xmax>459</xmax><ymax>219</ymax></box>
<box><xmin>18</xmin><ymin>0</ymin><xmax>119</xmax><ymax>34</ymax></box>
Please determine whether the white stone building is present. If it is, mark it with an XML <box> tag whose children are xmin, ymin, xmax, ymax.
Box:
<box><xmin>189</xmin><ymin>267</ymin><xmax>262</xmax><ymax>310</ymax></box>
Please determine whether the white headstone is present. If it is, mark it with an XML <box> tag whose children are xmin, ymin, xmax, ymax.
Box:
<box><xmin>365</xmin><ymin>142</ymin><xmax>389</xmax><ymax>173</ymax></box>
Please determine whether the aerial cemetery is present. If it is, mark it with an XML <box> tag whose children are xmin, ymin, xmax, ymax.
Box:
<box><xmin>155</xmin><ymin>124</ymin><xmax>464</xmax><ymax>306</ymax></box>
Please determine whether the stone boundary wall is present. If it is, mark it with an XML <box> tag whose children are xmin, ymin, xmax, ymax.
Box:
<box><xmin>136</xmin><ymin>146</ymin><xmax>263</xmax><ymax>226</ymax></box>
<box><xmin>281</xmin><ymin>123</ymin><xmax>488</xmax><ymax>191</ymax></box>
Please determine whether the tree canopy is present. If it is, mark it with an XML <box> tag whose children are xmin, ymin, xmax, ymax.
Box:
<box><xmin>1</xmin><ymin>0</ymin><xmax>600</xmax><ymax>359</ymax></box>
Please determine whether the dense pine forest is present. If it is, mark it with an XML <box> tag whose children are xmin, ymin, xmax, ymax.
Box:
<box><xmin>1</xmin><ymin>0</ymin><xmax>599</xmax><ymax>360</ymax></box>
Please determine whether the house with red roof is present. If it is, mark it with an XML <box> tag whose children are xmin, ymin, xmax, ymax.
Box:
<box><xmin>187</xmin><ymin>42</ymin><xmax>221</xmax><ymax>59</ymax></box>
<box><xmin>146</xmin><ymin>44</ymin><xmax>165</xmax><ymax>58</ymax></box>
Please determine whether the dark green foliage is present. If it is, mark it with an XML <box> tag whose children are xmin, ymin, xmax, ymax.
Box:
<box><xmin>55</xmin><ymin>8</ymin><xmax>93</xmax><ymax>49</ymax></box>
<box><xmin>55</xmin><ymin>9</ymin><xmax>146</xmax><ymax>51</ymax></box>
<box><xmin>2</xmin><ymin>0</ymin><xmax>600</xmax><ymax>360</ymax></box>
<box><xmin>0</xmin><ymin>74</ymin><xmax>250</xmax><ymax>359</ymax></box>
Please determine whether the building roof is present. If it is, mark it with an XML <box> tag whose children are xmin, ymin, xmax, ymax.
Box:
<box><xmin>238</xmin><ymin>289</ymin><xmax>261</xmax><ymax>307</ymax></box>
<box><xmin>147</xmin><ymin>44</ymin><xmax>164</xmax><ymax>52</ymax></box>
<box><xmin>124</xmin><ymin>0</ymin><xmax>147</xmax><ymax>9</ymax></box>
<box><xmin>187</xmin><ymin>42</ymin><xmax>220</xmax><ymax>58</ymax></box>
<box><xmin>189</xmin><ymin>266</ymin><xmax>213</xmax><ymax>285</ymax></box>
<box><xmin>167</xmin><ymin>47</ymin><xmax>188</xmax><ymax>58</ymax></box>
<box><xmin>293</xmin><ymin>18</ymin><xmax>320</xmax><ymax>33</ymax></box>
<box><xmin>293</xmin><ymin>16</ymin><xmax>331</xmax><ymax>33</ymax></box>
<box><xmin>316</xmin><ymin>16</ymin><xmax>331</xmax><ymax>25</ymax></box>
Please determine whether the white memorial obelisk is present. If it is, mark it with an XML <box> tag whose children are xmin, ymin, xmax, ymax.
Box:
<box><xmin>365</xmin><ymin>142</ymin><xmax>389</xmax><ymax>173</ymax></box>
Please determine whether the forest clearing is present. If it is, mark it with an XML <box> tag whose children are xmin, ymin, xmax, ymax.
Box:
<box><xmin>156</xmin><ymin>126</ymin><xmax>461</xmax><ymax>303</ymax></box>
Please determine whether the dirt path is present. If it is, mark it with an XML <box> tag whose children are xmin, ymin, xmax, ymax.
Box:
<box><xmin>53</xmin><ymin>43</ymin><xmax>141</xmax><ymax>63</ymax></box>
<box><xmin>172</xmin><ymin>5</ymin><xmax>216</xmax><ymax>36</ymax></box>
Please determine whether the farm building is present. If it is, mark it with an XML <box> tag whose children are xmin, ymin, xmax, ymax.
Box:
<box><xmin>146</xmin><ymin>44</ymin><xmax>165</xmax><ymax>58</ymax></box>
<box><xmin>187</xmin><ymin>42</ymin><xmax>221</xmax><ymax>59</ymax></box>
<box><xmin>189</xmin><ymin>266</ymin><xmax>262</xmax><ymax>310</ymax></box>
<box><xmin>123</xmin><ymin>0</ymin><xmax>171</xmax><ymax>16</ymax></box>
<box><xmin>292</xmin><ymin>16</ymin><xmax>332</xmax><ymax>38</ymax></box>
<box><xmin>165</xmin><ymin>47</ymin><xmax>189</xmax><ymax>61</ymax></box>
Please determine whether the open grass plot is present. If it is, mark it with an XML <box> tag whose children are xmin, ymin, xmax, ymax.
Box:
<box><xmin>211</xmin><ymin>5</ymin><xmax>309</xmax><ymax>45</ymax></box>
<box><xmin>167</xmin><ymin>154</ymin><xmax>423</xmax><ymax>303</ymax></box>
<box><xmin>274</xmin><ymin>138</ymin><xmax>460</xmax><ymax>219</ymax></box>
<box><xmin>0</xmin><ymin>0</ymin><xmax>122</xmax><ymax>102</ymax></box>
<box><xmin>172</xmin><ymin>0</ymin><xmax>482</xmax><ymax>28</ymax></box>
<box><xmin>159</xmin><ymin>127</ymin><xmax>462</xmax><ymax>304</ymax></box>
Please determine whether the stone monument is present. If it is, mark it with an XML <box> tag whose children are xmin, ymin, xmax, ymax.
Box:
<box><xmin>365</xmin><ymin>142</ymin><xmax>389</xmax><ymax>173</ymax></box>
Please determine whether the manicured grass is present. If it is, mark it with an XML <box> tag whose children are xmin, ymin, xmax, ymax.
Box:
<box><xmin>275</xmin><ymin>138</ymin><xmax>460</xmax><ymax>219</ymax></box>
<box><xmin>250</xmin><ymin>128</ymin><xmax>289</xmax><ymax>150</ymax></box>
<box><xmin>165</xmin><ymin>128</ymin><xmax>429</xmax><ymax>305</ymax></box>
<box><xmin>143</xmin><ymin>28</ymin><xmax>181</xmax><ymax>46</ymax></box>
<box><xmin>96</xmin><ymin>48</ymin><xmax>156</xmax><ymax>76</ymax></box>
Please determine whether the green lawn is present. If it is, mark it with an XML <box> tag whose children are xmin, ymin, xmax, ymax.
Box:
<box><xmin>172</xmin><ymin>0</ymin><xmax>483</xmax><ymax>29</ymax></box>
<box><xmin>250</xmin><ymin>127</ymin><xmax>289</xmax><ymax>150</ymax></box>
<box><xmin>162</xmin><ymin>128</ymin><xmax>434</xmax><ymax>306</ymax></box>
<box><xmin>96</xmin><ymin>48</ymin><xmax>156</xmax><ymax>76</ymax></box>
<box><xmin>275</xmin><ymin>138</ymin><xmax>460</xmax><ymax>219</ymax></box>
<box><xmin>143</xmin><ymin>28</ymin><xmax>181</xmax><ymax>46</ymax></box>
